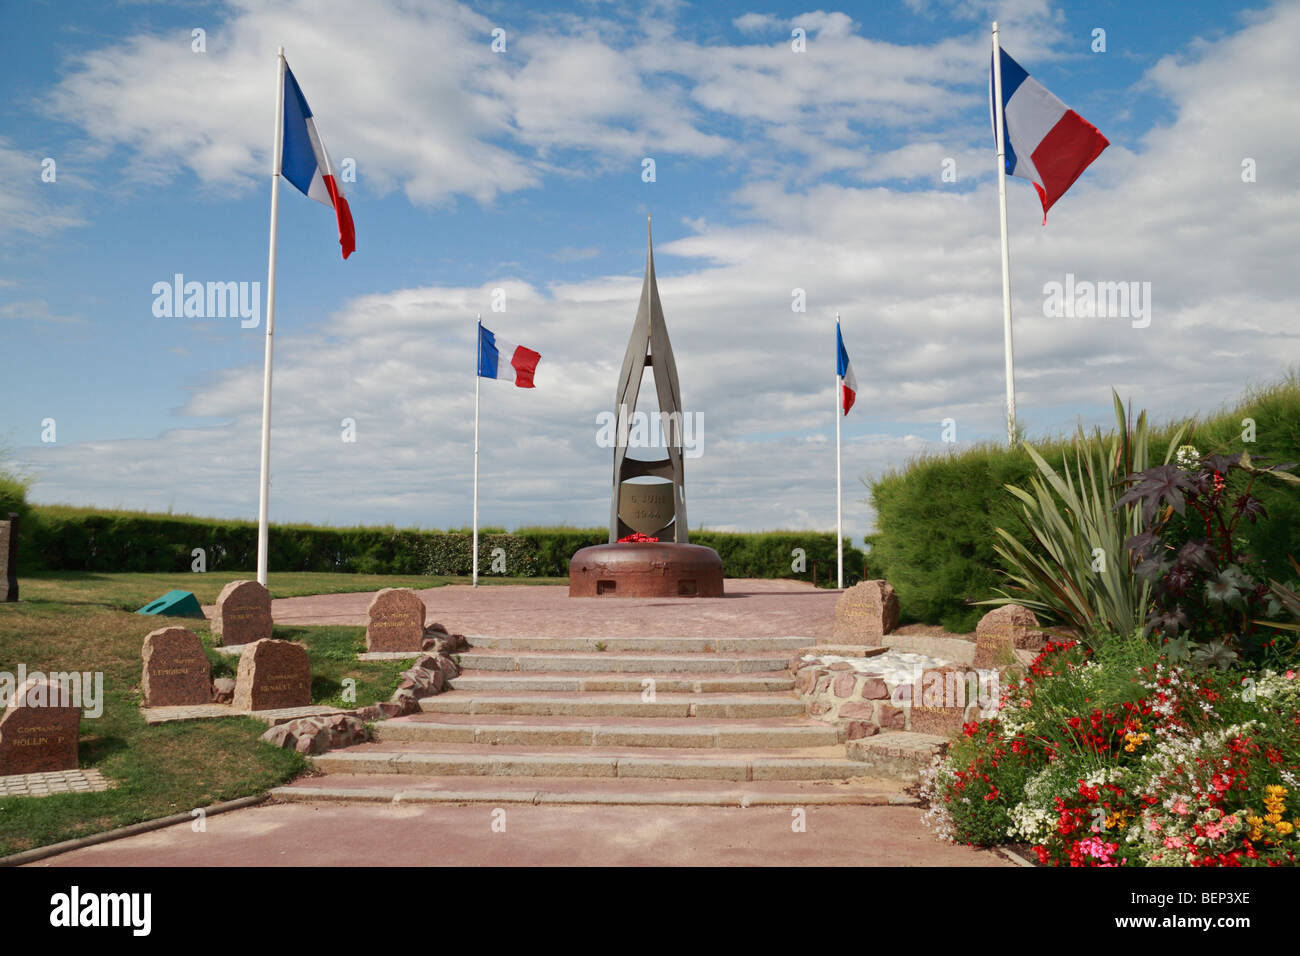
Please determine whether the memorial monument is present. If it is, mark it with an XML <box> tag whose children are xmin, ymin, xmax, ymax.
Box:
<box><xmin>569</xmin><ymin>220</ymin><xmax>724</xmax><ymax>597</ymax></box>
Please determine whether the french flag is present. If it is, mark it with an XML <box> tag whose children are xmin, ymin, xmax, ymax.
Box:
<box><xmin>836</xmin><ymin>321</ymin><xmax>857</xmax><ymax>416</ymax></box>
<box><xmin>478</xmin><ymin>323</ymin><xmax>541</xmax><ymax>388</ymax></box>
<box><xmin>991</xmin><ymin>46</ymin><xmax>1109</xmax><ymax>223</ymax></box>
<box><xmin>281</xmin><ymin>63</ymin><xmax>355</xmax><ymax>259</ymax></box>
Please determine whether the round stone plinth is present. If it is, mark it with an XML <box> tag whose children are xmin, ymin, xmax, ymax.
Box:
<box><xmin>569</xmin><ymin>543</ymin><xmax>725</xmax><ymax>598</ymax></box>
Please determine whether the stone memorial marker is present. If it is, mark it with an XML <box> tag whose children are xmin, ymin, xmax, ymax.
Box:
<box><xmin>974</xmin><ymin>604</ymin><xmax>1046</xmax><ymax>668</ymax></box>
<box><xmin>1</xmin><ymin>513</ymin><xmax>17</xmax><ymax>603</ymax></box>
<box><xmin>141</xmin><ymin>626</ymin><xmax>212</xmax><ymax>707</ymax></box>
<box><xmin>232</xmin><ymin>639</ymin><xmax>311</xmax><ymax>711</ymax></box>
<box><xmin>212</xmin><ymin>579</ymin><xmax>272</xmax><ymax>647</ymax></box>
<box><xmin>0</xmin><ymin>678</ymin><xmax>80</xmax><ymax>774</ymax></box>
<box><xmin>829</xmin><ymin>580</ymin><xmax>900</xmax><ymax>644</ymax></box>
<box><xmin>365</xmin><ymin>588</ymin><xmax>427</xmax><ymax>653</ymax></box>
<box><xmin>905</xmin><ymin>666</ymin><xmax>981</xmax><ymax>736</ymax></box>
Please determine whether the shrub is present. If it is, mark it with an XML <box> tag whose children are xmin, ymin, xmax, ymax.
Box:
<box><xmin>868</xmin><ymin>373</ymin><xmax>1300</xmax><ymax>632</ymax></box>
<box><xmin>983</xmin><ymin>392</ymin><xmax>1185</xmax><ymax>643</ymax></box>
<box><xmin>12</xmin><ymin>507</ymin><xmax>868</xmax><ymax>584</ymax></box>
<box><xmin>1121</xmin><ymin>448</ymin><xmax>1299</xmax><ymax>666</ymax></box>
<box><xmin>868</xmin><ymin>446</ymin><xmax>1043</xmax><ymax>631</ymax></box>
<box><xmin>0</xmin><ymin>443</ymin><xmax>32</xmax><ymax>527</ymax></box>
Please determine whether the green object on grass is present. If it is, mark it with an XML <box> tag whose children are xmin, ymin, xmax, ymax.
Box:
<box><xmin>135</xmin><ymin>589</ymin><xmax>204</xmax><ymax>618</ymax></box>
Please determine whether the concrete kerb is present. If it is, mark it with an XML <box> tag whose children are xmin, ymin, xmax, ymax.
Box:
<box><xmin>0</xmin><ymin>794</ymin><xmax>269</xmax><ymax>867</ymax></box>
<box><xmin>993</xmin><ymin>845</ymin><xmax>1038</xmax><ymax>867</ymax></box>
<box><xmin>271</xmin><ymin>785</ymin><xmax>920</xmax><ymax>808</ymax></box>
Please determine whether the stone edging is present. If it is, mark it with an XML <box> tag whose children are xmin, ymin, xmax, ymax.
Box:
<box><xmin>993</xmin><ymin>845</ymin><xmax>1038</xmax><ymax>867</ymax></box>
<box><xmin>0</xmin><ymin>793</ymin><xmax>269</xmax><ymax>867</ymax></box>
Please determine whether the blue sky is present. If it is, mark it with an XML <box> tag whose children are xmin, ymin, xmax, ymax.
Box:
<box><xmin>2</xmin><ymin>0</ymin><xmax>1297</xmax><ymax>542</ymax></box>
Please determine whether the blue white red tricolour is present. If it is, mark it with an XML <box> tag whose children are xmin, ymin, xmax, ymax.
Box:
<box><xmin>991</xmin><ymin>46</ymin><xmax>1109</xmax><ymax>223</ymax></box>
<box><xmin>281</xmin><ymin>64</ymin><xmax>355</xmax><ymax>259</ymax></box>
<box><xmin>478</xmin><ymin>323</ymin><xmax>541</xmax><ymax>388</ymax></box>
<box><xmin>836</xmin><ymin>321</ymin><xmax>857</xmax><ymax>416</ymax></box>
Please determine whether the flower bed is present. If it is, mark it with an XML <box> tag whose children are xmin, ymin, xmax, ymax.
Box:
<box><xmin>920</xmin><ymin>638</ymin><xmax>1300</xmax><ymax>866</ymax></box>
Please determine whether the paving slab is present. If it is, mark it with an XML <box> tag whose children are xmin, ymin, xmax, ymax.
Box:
<box><xmin>467</xmin><ymin>635</ymin><xmax>813</xmax><ymax>653</ymax></box>
<box><xmin>245</xmin><ymin>578</ymin><xmax>839</xmax><ymax>637</ymax></box>
<box><xmin>26</xmin><ymin>800</ymin><xmax>1011</xmax><ymax>867</ymax></box>
<box><xmin>0</xmin><ymin>769</ymin><xmax>111</xmax><ymax>797</ymax></box>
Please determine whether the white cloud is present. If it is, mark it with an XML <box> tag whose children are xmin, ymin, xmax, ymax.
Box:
<box><xmin>50</xmin><ymin>0</ymin><xmax>535</xmax><ymax>205</ymax></box>
<box><xmin>20</xmin><ymin>2</ymin><xmax>1300</xmax><ymax>546</ymax></box>
<box><xmin>733</xmin><ymin>13</ymin><xmax>782</xmax><ymax>34</ymax></box>
<box><xmin>0</xmin><ymin>142</ymin><xmax>87</xmax><ymax>239</ymax></box>
<box><xmin>0</xmin><ymin>299</ymin><xmax>84</xmax><ymax>325</ymax></box>
<box><xmin>43</xmin><ymin>0</ymin><xmax>1041</xmax><ymax>201</ymax></box>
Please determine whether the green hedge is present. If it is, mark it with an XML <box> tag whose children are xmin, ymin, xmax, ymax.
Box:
<box><xmin>0</xmin><ymin>476</ymin><xmax>29</xmax><ymax>527</ymax></box>
<box><xmin>14</xmin><ymin>509</ymin><xmax>868</xmax><ymax>586</ymax></box>
<box><xmin>0</xmin><ymin>448</ymin><xmax>31</xmax><ymax>528</ymax></box>
<box><xmin>867</xmin><ymin>375</ymin><xmax>1300</xmax><ymax>632</ymax></box>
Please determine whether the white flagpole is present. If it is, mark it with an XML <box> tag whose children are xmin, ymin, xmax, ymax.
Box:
<box><xmin>992</xmin><ymin>21</ymin><xmax>1017</xmax><ymax>447</ymax></box>
<box><xmin>472</xmin><ymin>314</ymin><xmax>481</xmax><ymax>587</ymax></box>
<box><xmin>835</xmin><ymin>312</ymin><xmax>843</xmax><ymax>590</ymax></box>
<box><xmin>256</xmin><ymin>46</ymin><xmax>286</xmax><ymax>587</ymax></box>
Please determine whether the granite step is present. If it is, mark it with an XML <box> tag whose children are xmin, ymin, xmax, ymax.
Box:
<box><xmin>465</xmin><ymin>635</ymin><xmax>813</xmax><ymax>653</ymax></box>
<box><xmin>845</xmin><ymin>731</ymin><xmax>951</xmax><ymax>783</ymax></box>
<box><xmin>880</xmin><ymin>633</ymin><xmax>976</xmax><ymax>665</ymax></box>
<box><xmin>311</xmin><ymin>743</ymin><xmax>866</xmax><ymax>781</ymax></box>
<box><xmin>455</xmin><ymin>651</ymin><xmax>792</xmax><ymax>674</ymax></box>
<box><xmin>446</xmin><ymin>673</ymin><xmax>795</xmax><ymax>694</ymax></box>
<box><xmin>374</xmin><ymin>714</ymin><xmax>837</xmax><ymax>749</ymax></box>
<box><xmin>271</xmin><ymin>773</ymin><xmax>915</xmax><ymax>807</ymax></box>
<box><xmin>419</xmin><ymin>691</ymin><xmax>803</xmax><ymax>718</ymax></box>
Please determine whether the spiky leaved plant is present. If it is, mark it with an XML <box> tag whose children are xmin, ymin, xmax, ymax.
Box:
<box><xmin>979</xmin><ymin>392</ymin><xmax>1186</xmax><ymax>643</ymax></box>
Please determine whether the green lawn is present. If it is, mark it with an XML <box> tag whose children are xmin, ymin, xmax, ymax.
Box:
<box><xmin>19</xmin><ymin>570</ymin><xmax>568</xmax><ymax>611</ymax></box>
<box><xmin>0</xmin><ymin>571</ymin><xmax>495</xmax><ymax>857</ymax></box>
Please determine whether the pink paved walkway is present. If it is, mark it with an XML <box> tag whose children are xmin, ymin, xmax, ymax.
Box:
<box><xmin>259</xmin><ymin>578</ymin><xmax>841</xmax><ymax>637</ymax></box>
<box><xmin>30</xmin><ymin>802</ymin><xmax>1011</xmax><ymax>867</ymax></box>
